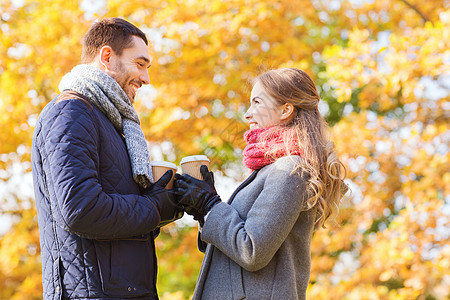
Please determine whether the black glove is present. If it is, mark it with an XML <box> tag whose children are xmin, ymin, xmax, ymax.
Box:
<box><xmin>173</xmin><ymin>165</ymin><xmax>215</xmax><ymax>225</ymax></box>
<box><xmin>144</xmin><ymin>170</ymin><xmax>183</xmax><ymax>227</ymax></box>
<box><xmin>174</xmin><ymin>166</ymin><xmax>221</xmax><ymax>217</ymax></box>
<box><xmin>182</xmin><ymin>201</ymin><xmax>206</xmax><ymax>227</ymax></box>
<box><xmin>199</xmin><ymin>165</ymin><xmax>216</xmax><ymax>192</ymax></box>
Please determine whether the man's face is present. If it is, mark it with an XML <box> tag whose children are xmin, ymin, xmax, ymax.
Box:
<box><xmin>107</xmin><ymin>35</ymin><xmax>151</xmax><ymax>104</ymax></box>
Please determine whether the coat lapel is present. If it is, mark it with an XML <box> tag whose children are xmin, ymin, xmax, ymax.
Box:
<box><xmin>227</xmin><ymin>170</ymin><xmax>259</xmax><ymax>205</ymax></box>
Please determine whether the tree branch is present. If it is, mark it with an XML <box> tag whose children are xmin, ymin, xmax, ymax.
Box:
<box><xmin>398</xmin><ymin>0</ymin><xmax>431</xmax><ymax>24</ymax></box>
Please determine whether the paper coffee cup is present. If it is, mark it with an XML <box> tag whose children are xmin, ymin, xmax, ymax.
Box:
<box><xmin>151</xmin><ymin>161</ymin><xmax>177</xmax><ymax>189</ymax></box>
<box><xmin>180</xmin><ymin>155</ymin><xmax>210</xmax><ymax>180</ymax></box>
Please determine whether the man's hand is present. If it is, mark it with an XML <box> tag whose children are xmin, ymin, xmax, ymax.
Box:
<box><xmin>144</xmin><ymin>170</ymin><xmax>183</xmax><ymax>227</ymax></box>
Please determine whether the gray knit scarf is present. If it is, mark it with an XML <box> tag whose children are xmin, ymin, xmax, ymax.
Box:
<box><xmin>59</xmin><ymin>64</ymin><xmax>153</xmax><ymax>188</ymax></box>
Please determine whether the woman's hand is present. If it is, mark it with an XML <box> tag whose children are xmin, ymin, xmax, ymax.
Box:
<box><xmin>174</xmin><ymin>166</ymin><xmax>221</xmax><ymax>216</ymax></box>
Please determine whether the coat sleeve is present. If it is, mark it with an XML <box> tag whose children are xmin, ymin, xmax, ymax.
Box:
<box><xmin>200</xmin><ymin>156</ymin><xmax>310</xmax><ymax>271</ymax></box>
<box><xmin>39</xmin><ymin>100</ymin><xmax>160</xmax><ymax>239</ymax></box>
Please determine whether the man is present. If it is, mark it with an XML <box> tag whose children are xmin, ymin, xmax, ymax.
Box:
<box><xmin>31</xmin><ymin>18</ymin><xmax>181</xmax><ymax>299</ymax></box>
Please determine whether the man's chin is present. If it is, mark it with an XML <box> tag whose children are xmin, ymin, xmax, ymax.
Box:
<box><xmin>126</xmin><ymin>93</ymin><xmax>135</xmax><ymax>104</ymax></box>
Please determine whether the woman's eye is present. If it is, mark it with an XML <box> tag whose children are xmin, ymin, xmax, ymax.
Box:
<box><xmin>251</xmin><ymin>98</ymin><xmax>261</xmax><ymax>105</ymax></box>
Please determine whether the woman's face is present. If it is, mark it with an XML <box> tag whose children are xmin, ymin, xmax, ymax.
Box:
<box><xmin>244</xmin><ymin>81</ymin><xmax>282</xmax><ymax>129</ymax></box>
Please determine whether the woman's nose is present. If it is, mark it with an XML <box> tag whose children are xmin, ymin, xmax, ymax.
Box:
<box><xmin>244</xmin><ymin>109</ymin><xmax>252</xmax><ymax>120</ymax></box>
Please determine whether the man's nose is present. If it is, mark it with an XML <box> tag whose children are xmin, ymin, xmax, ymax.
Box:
<box><xmin>141</xmin><ymin>70</ymin><xmax>150</xmax><ymax>85</ymax></box>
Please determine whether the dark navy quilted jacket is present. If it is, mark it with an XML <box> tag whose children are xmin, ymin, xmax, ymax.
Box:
<box><xmin>31</xmin><ymin>93</ymin><xmax>161</xmax><ymax>299</ymax></box>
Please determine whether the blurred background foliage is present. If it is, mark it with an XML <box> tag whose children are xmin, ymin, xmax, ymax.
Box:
<box><xmin>0</xmin><ymin>0</ymin><xmax>449</xmax><ymax>299</ymax></box>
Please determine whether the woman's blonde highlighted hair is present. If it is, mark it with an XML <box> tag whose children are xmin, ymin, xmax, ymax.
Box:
<box><xmin>256</xmin><ymin>68</ymin><xmax>347</xmax><ymax>228</ymax></box>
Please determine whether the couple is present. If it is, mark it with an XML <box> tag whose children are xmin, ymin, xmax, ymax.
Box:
<box><xmin>31</xmin><ymin>18</ymin><xmax>346</xmax><ymax>300</ymax></box>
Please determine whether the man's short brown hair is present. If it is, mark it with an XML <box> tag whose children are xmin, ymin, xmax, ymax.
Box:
<box><xmin>81</xmin><ymin>17</ymin><xmax>148</xmax><ymax>63</ymax></box>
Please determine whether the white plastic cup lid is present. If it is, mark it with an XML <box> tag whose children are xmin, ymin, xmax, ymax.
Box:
<box><xmin>151</xmin><ymin>161</ymin><xmax>177</xmax><ymax>169</ymax></box>
<box><xmin>180</xmin><ymin>155</ymin><xmax>210</xmax><ymax>164</ymax></box>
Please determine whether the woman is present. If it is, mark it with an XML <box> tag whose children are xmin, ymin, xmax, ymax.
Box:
<box><xmin>174</xmin><ymin>68</ymin><xmax>347</xmax><ymax>300</ymax></box>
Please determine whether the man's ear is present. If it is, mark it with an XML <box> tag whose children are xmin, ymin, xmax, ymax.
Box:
<box><xmin>280</xmin><ymin>103</ymin><xmax>295</xmax><ymax>121</ymax></box>
<box><xmin>99</xmin><ymin>46</ymin><xmax>113</xmax><ymax>71</ymax></box>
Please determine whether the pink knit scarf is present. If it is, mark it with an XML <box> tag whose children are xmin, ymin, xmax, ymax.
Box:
<box><xmin>242</xmin><ymin>127</ymin><xmax>303</xmax><ymax>170</ymax></box>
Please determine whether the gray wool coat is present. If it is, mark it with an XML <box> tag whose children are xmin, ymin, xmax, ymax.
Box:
<box><xmin>193</xmin><ymin>155</ymin><xmax>317</xmax><ymax>300</ymax></box>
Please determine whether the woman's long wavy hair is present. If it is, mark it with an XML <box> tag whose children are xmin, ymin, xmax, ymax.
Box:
<box><xmin>256</xmin><ymin>68</ymin><xmax>347</xmax><ymax>229</ymax></box>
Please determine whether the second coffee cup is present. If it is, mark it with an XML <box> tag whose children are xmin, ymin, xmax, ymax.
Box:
<box><xmin>180</xmin><ymin>155</ymin><xmax>210</xmax><ymax>180</ymax></box>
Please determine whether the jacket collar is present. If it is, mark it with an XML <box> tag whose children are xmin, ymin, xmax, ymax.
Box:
<box><xmin>227</xmin><ymin>170</ymin><xmax>259</xmax><ymax>205</ymax></box>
